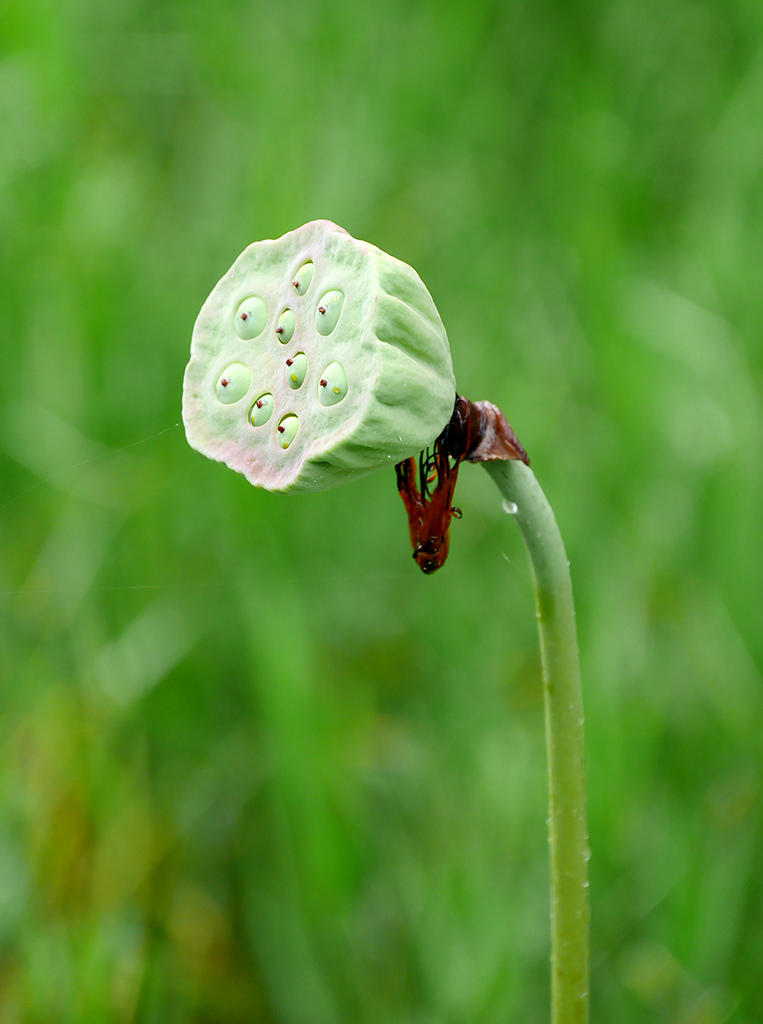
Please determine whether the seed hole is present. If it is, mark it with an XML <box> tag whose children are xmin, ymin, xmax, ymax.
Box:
<box><xmin>277</xmin><ymin>414</ymin><xmax>299</xmax><ymax>449</ymax></box>
<box><xmin>249</xmin><ymin>393</ymin><xmax>274</xmax><ymax>426</ymax></box>
<box><xmin>315</xmin><ymin>290</ymin><xmax>344</xmax><ymax>335</ymax></box>
<box><xmin>216</xmin><ymin>363</ymin><xmax>251</xmax><ymax>404</ymax></box>
<box><xmin>287</xmin><ymin>352</ymin><xmax>308</xmax><ymax>390</ymax></box>
<box><xmin>317</xmin><ymin>361</ymin><xmax>348</xmax><ymax>406</ymax></box>
<box><xmin>292</xmin><ymin>261</ymin><xmax>314</xmax><ymax>296</ymax></box>
<box><xmin>234</xmin><ymin>297</ymin><xmax>267</xmax><ymax>339</ymax></box>
<box><xmin>276</xmin><ymin>308</ymin><xmax>295</xmax><ymax>344</ymax></box>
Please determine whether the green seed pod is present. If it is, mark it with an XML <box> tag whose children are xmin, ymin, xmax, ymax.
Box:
<box><xmin>183</xmin><ymin>220</ymin><xmax>456</xmax><ymax>492</ymax></box>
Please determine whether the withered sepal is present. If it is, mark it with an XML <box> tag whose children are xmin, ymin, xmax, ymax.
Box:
<box><xmin>446</xmin><ymin>396</ymin><xmax>529</xmax><ymax>466</ymax></box>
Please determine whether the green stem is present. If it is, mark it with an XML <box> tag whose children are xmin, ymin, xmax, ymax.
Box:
<box><xmin>484</xmin><ymin>459</ymin><xmax>589</xmax><ymax>1024</ymax></box>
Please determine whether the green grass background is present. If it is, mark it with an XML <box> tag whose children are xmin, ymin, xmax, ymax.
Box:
<box><xmin>1</xmin><ymin>0</ymin><xmax>762</xmax><ymax>1020</ymax></box>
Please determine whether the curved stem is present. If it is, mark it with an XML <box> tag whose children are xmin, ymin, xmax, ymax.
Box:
<box><xmin>484</xmin><ymin>459</ymin><xmax>589</xmax><ymax>1024</ymax></box>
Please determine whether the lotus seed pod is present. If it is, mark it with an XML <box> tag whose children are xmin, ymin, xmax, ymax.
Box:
<box><xmin>182</xmin><ymin>220</ymin><xmax>457</xmax><ymax>493</ymax></box>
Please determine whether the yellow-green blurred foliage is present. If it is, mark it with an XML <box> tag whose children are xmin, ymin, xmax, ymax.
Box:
<box><xmin>1</xmin><ymin>0</ymin><xmax>761</xmax><ymax>1021</ymax></box>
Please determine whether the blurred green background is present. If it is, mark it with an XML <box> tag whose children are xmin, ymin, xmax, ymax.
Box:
<box><xmin>1</xmin><ymin>0</ymin><xmax>762</xmax><ymax>1020</ymax></box>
